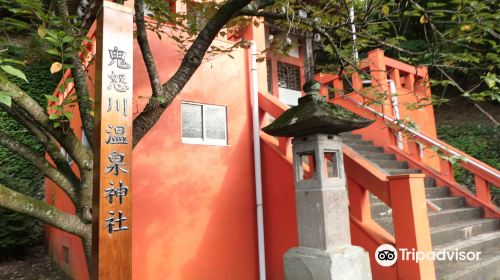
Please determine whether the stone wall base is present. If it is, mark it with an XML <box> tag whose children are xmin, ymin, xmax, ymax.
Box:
<box><xmin>284</xmin><ymin>246</ymin><xmax>372</xmax><ymax>280</ymax></box>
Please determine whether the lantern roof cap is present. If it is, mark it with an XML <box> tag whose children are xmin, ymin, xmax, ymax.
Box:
<box><xmin>262</xmin><ymin>80</ymin><xmax>374</xmax><ymax>137</ymax></box>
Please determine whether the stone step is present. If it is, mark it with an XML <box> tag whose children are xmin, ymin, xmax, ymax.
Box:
<box><xmin>373</xmin><ymin>217</ymin><xmax>393</xmax><ymax>233</ymax></box>
<box><xmin>437</xmin><ymin>250</ymin><xmax>500</xmax><ymax>280</ymax></box>
<box><xmin>359</xmin><ymin>152</ymin><xmax>396</xmax><ymax>160</ymax></box>
<box><xmin>431</xmin><ymin>219</ymin><xmax>500</xmax><ymax>246</ymax></box>
<box><xmin>340</xmin><ymin>133</ymin><xmax>362</xmax><ymax>140</ymax></box>
<box><xmin>425</xmin><ymin>177</ymin><xmax>437</xmax><ymax>188</ymax></box>
<box><xmin>370</xmin><ymin>187</ymin><xmax>447</xmax><ymax>203</ymax></box>
<box><xmin>428</xmin><ymin>208</ymin><xmax>483</xmax><ymax>227</ymax></box>
<box><xmin>348</xmin><ymin>144</ymin><xmax>384</xmax><ymax>153</ymax></box>
<box><xmin>343</xmin><ymin>139</ymin><xmax>374</xmax><ymax>146</ymax></box>
<box><xmin>370</xmin><ymin>202</ymin><xmax>392</xmax><ymax>219</ymax></box>
<box><xmin>426</xmin><ymin>186</ymin><xmax>450</xmax><ymax>198</ymax></box>
<box><xmin>385</xmin><ymin>168</ymin><xmax>422</xmax><ymax>175</ymax></box>
<box><xmin>342</xmin><ymin>134</ymin><xmax>500</xmax><ymax>280</ymax></box>
<box><xmin>434</xmin><ymin>231</ymin><xmax>500</xmax><ymax>264</ymax></box>
<box><xmin>429</xmin><ymin>197</ymin><xmax>465</xmax><ymax>210</ymax></box>
<box><xmin>370</xmin><ymin>195</ymin><xmax>380</xmax><ymax>204</ymax></box>
<box><xmin>368</xmin><ymin>189</ymin><xmax>447</xmax><ymax>203</ymax></box>
<box><xmin>373</xmin><ymin>160</ymin><xmax>408</xmax><ymax>169</ymax></box>
<box><xmin>373</xmin><ymin>208</ymin><xmax>484</xmax><ymax>234</ymax></box>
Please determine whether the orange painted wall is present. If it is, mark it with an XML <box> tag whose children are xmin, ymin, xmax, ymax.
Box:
<box><xmin>130</xmin><ymin>31</ymin><xmax>260</xmax><ymax>280</ymax></box>
<box><xmin>44</xmin><ymin>105</ymin><xmax>90</xmax><ymax>280</ymax></box>
<box><xmin>45</xmin><ymin>180</ymin><xmax>90</xmax><ymax>280</ymax></box>
<box><xmin>260</xmin><ymin>140</ymin><xmax>298</xmax><ymax>280</ymax></box>
<box><xmin>45</xmin><ymin>26</ymin><xmax>268</xmax><ymax>279</ymax></box>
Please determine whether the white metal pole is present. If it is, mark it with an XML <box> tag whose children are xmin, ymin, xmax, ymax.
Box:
<box><xmin>250</xmin><ymin>41</ymin><xmax>267</xmax><ymax>280</ymax></box>
<box><xmin>388</xmin><ymin>80</ymin><xmax>404</xmax><ymax>150</ymax></box>
<box><xmin>349</xmin><ymin>5</ymin><xmax>359</xmax><ymax>61</ymax></box>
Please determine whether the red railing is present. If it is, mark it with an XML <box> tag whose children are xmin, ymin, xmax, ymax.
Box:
<box><xmin>315</xmin><ymin>49</ymin><xmax>500</xmax><ymax>218</ymax></box>
<box><xmin>258</xmin><ymin>91</ymin><xmax>436</xmax><ymax>280</ymax></box>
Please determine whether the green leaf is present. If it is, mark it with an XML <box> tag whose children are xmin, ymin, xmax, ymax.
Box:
<box><xmin>0</xmin><ymin>94</ymin><xmax>12</xmax><ymax>107</ymax></box>
<box><xmin>58</xmin><ymin>84</ymin><xmax>66</xmax><ymax>93</ymax></box>
<box><xmin>62</xmin><ymin>36</ymin><xmax>73</xmax><ymax>43</ymax></box>
<box><xmin>63</xmin><ymin>111</ymin><xmax>73</xmax><ymax>120</ymax></box>
<box><xmin>53</xmin><ymin>122</ymin><xmax>61</xmax><ymax>128</ymax></box>
<box><xmin>427</xmin><ymin>2</ymin><xmax>447</xmax><ymax>8</ymax></box>
<box><xmin>45</xmin><ymin>29</ymin><xmax>57</xmax><ymax>38</ymax></box>
<box><xmin>484</xmin><ymin>75</ymin><xmax>496</xmax><ymax>88</ymax></box>
<box><xmin>0</xmin><ymin>65</ymin><xmax>28</xmax><ymax>83</ymax></box>
<box><xmin>44</xmin><ymin>36</ymin><xmax>60</xmax><ymax>47</ymax></box>
<box><xmin>45</xmin><ymin>95</ymin><xmax>59</xmax><ymax>102</ymax></box>
<box><xmin>0</xmin><ymin>58</ymin><xmax>25</xmax><ymax>65</ymax></box>
<box><xmin>62</xmin><ymin>64</ymin><xmax>73</xmax><ymax>71</ymax></box>
<box><xmin>46</xmin><ymin>49</ymin><xmax>60</xmax><ymax>56</ymax></box>
<box><xmin>49</xmin><ymin>113</ymin><xmax>59</xmax><ymax>120</ymax></box>
<box><xmin>0</xmin><ymin>90</ymin><xmax>20</xmax><ymax>98</ymax></box>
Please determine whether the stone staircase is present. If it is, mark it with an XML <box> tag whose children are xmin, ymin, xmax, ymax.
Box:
<box><xmin>341</xmin><ymin>133</ymin><xmax>500</xmax><ymax>280</ymax></box>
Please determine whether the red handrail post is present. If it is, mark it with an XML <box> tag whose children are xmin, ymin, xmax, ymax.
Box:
<box><xmin>347</xmin><ymin>177</ymin><xmax>372</xmax><ymax>222</ymax></box>
<box><xmin>389</xmin><ymin>68</ymin><xmax>402</xmax><ymax>89</ymax></box>
<box><xmin>367</xmin><ymin>49</ymin><xmax>397</xmax><ymax>148</ymax></box>
<box><xmin>475</xmin><ymin>175</ymin><xmax>492</xmax><ymax>206</ymax></box>
<box><xmin>278</xmin><ymin>137</ymin><xmax>290</xmax><ymax>157</ymax></box>
<box><xmin>389</xmin><ymin>174</ymin><xmax>436</xmax><ymax>280</ymax></box>
<box><xmin>439</xmin><ymin>158</ymin><xmax>455</xmax><ymax>184</ymax></box>
<box><xmin>408</xmin><ymin>141</ymin><xmax>422</xmax><ymax>162</ymax></box>
<box><xmin>405</xmin><ymin>73</ymin><xmax>415</xmax><ymax>91</ymax></box>
<box><xmin>367</xmin><ymin>49</ymin><xmax>390</xmax><ymax>98</ymax></box>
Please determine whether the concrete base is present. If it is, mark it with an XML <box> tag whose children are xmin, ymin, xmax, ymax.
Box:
<box><xmin>284</xmin><ymin>246</ymin><xmax>372</xmax><ymax>280</ymax></box>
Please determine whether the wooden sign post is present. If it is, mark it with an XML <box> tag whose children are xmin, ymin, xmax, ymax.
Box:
<box><xmin>92</xmin><ymin>1</ymin><xmax>133</xmax><ymax>279</ymax></box>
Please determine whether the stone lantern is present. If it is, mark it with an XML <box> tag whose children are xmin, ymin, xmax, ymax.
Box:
<box><xmin>263</xmin><ymin>81</ymin><xmax>373</xmax><ymax>280</ymax></box>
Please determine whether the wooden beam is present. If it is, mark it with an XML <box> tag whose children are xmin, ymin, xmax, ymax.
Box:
<box><xmin>92</xmin><ymin>1</ymin><xmax>133</xmax><ymax>279</ymax></box>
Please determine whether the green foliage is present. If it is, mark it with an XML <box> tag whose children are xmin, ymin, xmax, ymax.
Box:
<box><xmin>0</xmin><ymin>58</ymin><xmax>26</xmax><ymax>106</ymax></box>
<box><xmin>437</xmin><ymin>124</ymin><xmax>500</xmax><ymax>202</ymax></box>
<box><xmin>273</xmin><ymin>0</ymin><xmax>500</xmax><ymax>104</ymax></box>
<box><xmin>0</xmin><ymin>62</ymin><xmax>61</xmax><ymax>253</ymax></box>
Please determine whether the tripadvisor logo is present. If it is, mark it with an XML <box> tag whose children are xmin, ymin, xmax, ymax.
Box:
<box><xmin>375</xmin><ymin>244</ymin><xmax>398</xmax><ymax>267</ymax></box>
<box><xmin>375</xmin><ymin>244</ymin><xmax>482</xmax><ymax>267</ymax></box>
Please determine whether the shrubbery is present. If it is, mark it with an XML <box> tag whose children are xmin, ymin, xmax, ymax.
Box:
<box><xmin>437</xmin><ymin>124</ymin><xmax>500</xmax><ymax>204</ymax></box>
<box><xmin>0</xmin><ymin>61</ymin><xmax>61</xmax><ymax>253</ymax></box>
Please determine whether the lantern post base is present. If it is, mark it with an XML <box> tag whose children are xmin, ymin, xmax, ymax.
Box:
<box><xmin>284</xmin><ymin>246</ymin><xmax>372</xmax><ymax>280</ymax></box>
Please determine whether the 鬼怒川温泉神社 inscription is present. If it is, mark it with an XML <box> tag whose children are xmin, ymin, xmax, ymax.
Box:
<box><xmin>92</xmin><ymin>2</ymin><xmax>133</xmax><ymax>279</ymax></box>
<box><xmin>105</xmin><ymin>125</ymin><xmax>128</xmax><ymax>144</ymax></box>
<box><xmin>100</xmin><ymin>45</ymin><xmax>131</xmax><ymax>234</ymax></box>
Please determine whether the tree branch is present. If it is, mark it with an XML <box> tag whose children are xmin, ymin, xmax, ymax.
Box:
<box><xmin>474</xmin><ymin>103</ymin><xmax>499</xmax><ymax>126</ymax></box>
<box><xmin>53</xmin><ymin>0</ymin><xmax>94</xmax><ymax>147</ymax></box>
<box><xmin>71</xmin><ymin>56</ymin><xmax>94</xmax><ymax>148</ymax></box>
<box><xmin>240</xmin><ymin>10</ymin><xmax>421</xmax><ymax>56</ymax></box>
<box><xmin>132</xmin><ymin>0</ymin><xmax>263</xmax><ymax>146</ymax></box>
<box><xmin>135</xmin><ymin>0</ymin><xmax>163</xmax><ymax>98</ymax></box>
<box><xmin>0</xmin><ymin>75</ymin><xmax>92</xmax><ymax>170</ymax></box>
<box><xmin>0</xmin><ymin>183</ymin><xmax>88</xmax><ymax>238</ymax></box>
<box><xmin>0</xmin><ymin>130</ymin><xmax>78</xmax><ymax>203</ymax></box>
<box><xmin>240</xmin><ymin>0</ymin><xmax>275</xmax><ymax>13</ymax></box>
<box><xmin>0</xmin><ymin>102</ymin><xmax>80</xmax><ymax>185</ymax></box>
<box><xmin>435</xmin><ymin>66</ymin><xmax>499</xmax><ymax>125</ymax></box>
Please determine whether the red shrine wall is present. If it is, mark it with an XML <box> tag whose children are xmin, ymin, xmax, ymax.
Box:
<box><xmin>45</xmin><ymin>24</ymin><xmax>298</xmax><ymax>279</ymax></box>
<box><xmin>130</xmin><ymin>33</ymin><xmax>260</xmax><ymax>279</ymax></box>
